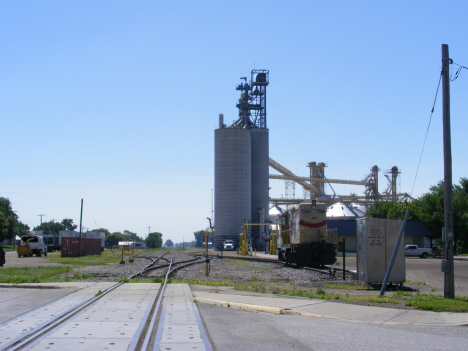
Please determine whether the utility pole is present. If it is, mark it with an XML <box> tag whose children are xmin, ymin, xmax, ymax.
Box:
<box><xmin>148</xmin><ymin>226</ymin><xmax>150</xmax><ymax>241</ymax></box>
<box><xmin>79</xmin><ymin>199</ymin><xmax>83</xmax><ymax>238</ymax></box>
<box><xmin>13</xmin><ymin>211</ymin><xmax>18</xmax><ymax>250</ymax></box>
<box><xmin>442</xmin><ymin>44</ymin><xmax>455</xmax><ymax>299</ymax></box>
<box><xmin>38</xmin><ymin>214</ymin><xmax>46</xmax><ymax>226</ymax></box>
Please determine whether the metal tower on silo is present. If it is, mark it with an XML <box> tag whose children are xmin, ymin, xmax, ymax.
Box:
<box><xmin>214</xmin><ymin>70</ymin><xmax>270</xmax><ymax>251</ymax></box>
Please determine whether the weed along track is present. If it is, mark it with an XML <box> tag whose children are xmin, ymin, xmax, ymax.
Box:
<box><xmin>1</xmin><ymin>251</ymin><xmax>213</xmax><ymax>351</ymax></box>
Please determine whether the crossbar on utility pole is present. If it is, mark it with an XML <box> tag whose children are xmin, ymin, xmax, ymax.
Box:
<box><xmin>442</xmin><ymin>44</ymin><xmax>455</xmax><ymax>299</ymax></box>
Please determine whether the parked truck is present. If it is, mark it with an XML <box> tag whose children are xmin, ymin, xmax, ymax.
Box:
<box><xmin>43</xmin><ymin>235</ymin><xmax>60</xmax><ymax>252</ymax></box>
<box><xmin>404</xmin><ymin>245</ymin><xmax>432</xmax><ymax>258</ymax></box>
<box><xmin>17</xmin><ymin>233</ymin><xmax>47</xmax><ymax>257</ymax></box>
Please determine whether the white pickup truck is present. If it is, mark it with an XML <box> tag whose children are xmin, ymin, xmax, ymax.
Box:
<box><xmin>404</xmin><ymin>245</ymin><xmax>432</xmax><ymax>258</ymax></box>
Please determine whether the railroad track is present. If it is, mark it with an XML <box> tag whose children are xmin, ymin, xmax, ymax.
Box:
<box><xmin>209</xmin><ymin>254</ymin><xmax>337</xmax><ymax>276</ymax></box>
<box><xmin>2</xmin><ymin>250</ymin><xmax>212</xmax><ymax>351</ymax></box>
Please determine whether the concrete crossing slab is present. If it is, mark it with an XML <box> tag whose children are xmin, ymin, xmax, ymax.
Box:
<box><xmin>75</xmin><ymin>309</ymin><xmax>147</xmax><ymax>322</ymax></box>
<box><xmin>164</xmin><ymin>311</ymin><xmax>197</xmax><ymax>324</ymax></box>
<box><xmin>24</xmin><ymin>338</ymin><xmax>131</xmax><ymax>351</ymax></box>
<box><xmin>26</xmin><ymin>283</ymin><xmax>161</xmax><ymax>351</ymax></box>
<box><xmin>160</xmin><ymin>324</ymin><xmax>204</xmax><ymax>343</ymax></box>
<box><xmin>46</xmin><ymin>321</ymin><xmax>141</xmax><ymax>339</ymax></box>
<box><xmin>0</xmin><ymin>282</ymin><xmax>115</xmax><ymax>349</ymax></box>
<box><xmin>154</xmin><ymin>284</ymin><xmax>212</xmax><ymax>351</ymax></box>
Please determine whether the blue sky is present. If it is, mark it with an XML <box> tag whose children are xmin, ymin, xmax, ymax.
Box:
<box><xmin>1</xmin><ymin>1</ymin><xmax>467</xmax><ymax>243</ymax></box>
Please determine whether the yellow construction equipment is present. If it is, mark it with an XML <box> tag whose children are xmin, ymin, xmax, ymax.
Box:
<box><xmin>238</xmin><ymin>220</ymin><xmax>273</xmax><ymax>256</ymax></box>
<box><xmin>327</xmin><ymin>228</ymin><xmax>338</xmax><ymax>249</ymax></box>
<box><xmin>17</xmin><ymin>239</ymin><xmax>33</xmax><ymax>258</ymax></box>
<box><xmin>269</xmin><ymin>221</ymin><xmax>279</xmax><ymax>255</ymax></box>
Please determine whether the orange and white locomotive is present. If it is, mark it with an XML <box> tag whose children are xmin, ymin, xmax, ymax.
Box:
<box><xmin>277</xmin><ymin>202</ymin><xmax>336</xmax><ymax>267</ymax></box>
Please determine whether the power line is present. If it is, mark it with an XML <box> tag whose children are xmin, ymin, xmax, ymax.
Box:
<box><xmin>84</xmin><ymin>203</ymin><xmax>98</xmax><ymax>227</ymax></box>
<box><xmin>2</xmin><ymin>192</ymin><xmax>80</xmax><ymax>201</ymax></box>
<box><xmin>411</xmin><ymin>73</ymin><xmax>442</xmax><ymax>196</ymax></box>
<box><xmin>450</xmin><ymin>61</ymin><xmax>468</xmax><ymax>82</ymax></box>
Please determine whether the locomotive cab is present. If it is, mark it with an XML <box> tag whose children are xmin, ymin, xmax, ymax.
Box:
<box><xmin>278</xmin><ymin>202</ymin><xmax>336</xmax><ymax>268</ymax></box>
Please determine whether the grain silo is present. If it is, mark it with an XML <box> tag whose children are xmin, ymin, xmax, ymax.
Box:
<box><xmin>250</xmin><ymin>127</ymin><xmax>269</xmax><ymax>248</ymax></box>
<box><xmin>214</xmin><ymin>70</ymin><xmax>269</xmax><ymax>250</ymax></box>
<box><xmin>214</xmin><ymin>117</ymin><xmax>252</xmax><ymax>250</ymax></box>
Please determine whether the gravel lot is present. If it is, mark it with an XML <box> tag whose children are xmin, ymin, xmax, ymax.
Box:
<box><xmin>4</xmin><ymin>249</ymin><xmax>468</xmax><ymax>311</ymax></box>
<box><xmin>66</xmin><ymin>251</ymin><xmax>352</xmax><ymax>283</ymax></box>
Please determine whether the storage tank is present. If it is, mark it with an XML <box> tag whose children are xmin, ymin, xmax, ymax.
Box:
<box><xmin>214</xmin><ymin>127</ymin><xmax>252</xmax><ymax>250</ymax></box>
<box><xmin>250</xmin><ymin>128</ymin><xmax>269</xmax><ymax>250</ymax></box>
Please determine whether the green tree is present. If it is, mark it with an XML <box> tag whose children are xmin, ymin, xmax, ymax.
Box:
<box><xmin>193</xmin><ymin>230</ymin><xmax>213</xmax><ymax>247</ymax></box>
<box><xmin>164</xmin><ymin>239</ymin><xmax>174</xmax><ymax>247</ymax></box>
<box><xmin>123</xmin><ymin>230</ymin><xmax>143</xmax><ymax>242</ymax></box>
<box><xmin>0</xmin><ymin>197</ymin><xmax>15</xmax><ymax>241</ymax></box>
<box><xmin>16</xmin><ymin>221</ymin><xmax>30</xmax><ymax>236</ymax></box>
<box><xmin>33</xmin><ymin>221</ymin><xmax>66</xmax><ymax>235</ymax></box>
<box><xmin>105</xmin><ymin>232</ymin><xmax>126</xmax><ymax>247</ymax></box>
<box><xmin>0</xmin><ymin>197</ymin><xmax>29</xmax><ymax>241</ymax></box>
<box><xmin>417</xmin><ymin>179</ymin><xmax>468</xmax><ymax>252</ymax></box>
<box><xmin>0</xmin><ymin>212</ymin><xmax>10</xmax><ymax>242</ymax></box>
<box><xmin>368</xmin><ymin>179</ymin><xmax>468</xmax><ymax>252</ymax></box>
<box><xmin>145</xmin><ymin>232</ymin><xmax>163</xmax><ymax>249</ymax></box>
<box><xmin>61</xmin><ymin>218</ymin><xmax>77</xmax><ymax>231</ymax></box>
<box><xmin>367</xmin><ymin>200</ymin><xmax>421</xmax><ymax>221</ymax></box>
<box><xmin>92</xmin><ymin>228</ymin><xmax>111</xmax><ymax>236</ymax></box>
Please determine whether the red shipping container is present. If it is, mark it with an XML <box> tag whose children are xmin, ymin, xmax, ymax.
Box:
<box><xmin>61</xmin><ymin>237</ymin><xmax>101</xmax><ymax>257</ymax></box>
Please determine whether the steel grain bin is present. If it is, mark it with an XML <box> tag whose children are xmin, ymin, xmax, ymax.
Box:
<box><xmin>214</xmin><ymin>127</ymin><xmax>251</xmax><ymax>250</ymax></box>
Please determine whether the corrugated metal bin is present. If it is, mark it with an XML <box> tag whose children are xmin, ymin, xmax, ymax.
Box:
<box><xmin>356</xmin><ymin>218</ymin><xmax>405</xmax><ymax>284</ymax></box>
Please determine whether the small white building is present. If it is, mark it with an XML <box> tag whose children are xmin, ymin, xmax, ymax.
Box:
<box><xmin>118</xmin><ymin>241</ymin><xmax>147</xmax><ymax>249</ymax></box>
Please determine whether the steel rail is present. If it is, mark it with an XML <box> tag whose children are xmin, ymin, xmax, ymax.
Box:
<box><xmin>140</xmin><ymin>250</ymin><xmax>175</xmax><ymax>351</ymax></box>
<box><xmin>303</xmin><ymin>266</ymin><xmax>336</xmax><ymax>277</ymax></box>
<box><xmin>4</xmin><ymin>251</ymin><xmax>169</xmax><ymax>351</ymax></box>
<box><xmin>167</xmin><ymin>258</ymin><xmax>210</xmax><ymax>276</ymax></box>
<box><xmin>139</xmin><ymin>256</ymin><xmax>203</xmax><ymax>275</ymax></box>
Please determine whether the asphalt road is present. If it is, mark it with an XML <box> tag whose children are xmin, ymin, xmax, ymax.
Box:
<box><xmin>198</xmin><ymin>303</ymin><xmax>468</xmax><ymax>351</ymax></box>
<box><xmin>0</xmin><ymin>287</ymin><xmax>77</xmax><ymax>324</ymax></box>
<box><xmin>336</xmin><ymin>255</ymin><xmax>468</xmax><ymax>294</ymax></box>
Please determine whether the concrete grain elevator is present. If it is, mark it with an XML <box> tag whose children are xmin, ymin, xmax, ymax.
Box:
<box><xmin>214</xmin><ymin>70</ymin><xmax>270</xmax><ymax>250</ymax></box>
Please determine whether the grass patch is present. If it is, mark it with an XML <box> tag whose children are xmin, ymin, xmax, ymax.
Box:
<box><xmin>178</xmin><ymin>279</ymin><xmax>233</xmax><ymax>286</ymax></box>
<box><xmin>73</xmin><ymin>273</ymin><xmax>95</xmax><ymax>280</ymax></box>
<box><xmin>393</xmin><ymin>290</ymin><xmax>413</xmax><ymax>297</ymax></box>
<box><xmin>150</xmin><ymin>277</ymin><xmax>233</xmax><ymax>286</ymax></box>
<box><xmin>224</xmin><ymin>259</ymin><xmax>248</xmax><ymax>266</ymax></box>
<box><xmin>316</xmin><ymin>287</ymin><xmax>326</xmax><ymax>295</ymax></box>
<box><xmin>406</xmin><ymin>280</ymin><xmax>426</xmax><ymax>285</ymax></box>
<box><xmin>406</xmin><ymin>294</ymin><xmax>468</xmax><ymax>312</ymax></box>
<box><xmin>47</xmin><ymin>248</ymin><xmax>166</xmax><ymax>268</ymax></box>
<box><xmin>341</xmin><ymin>294</ymin><xmax>400</xmax><ymax>304</ymax></box>
<box><xmin>1</xmin><ymin>246</ymin><xmax>16</xmax><ymax>252</ymax></box>
<box><xmin>117</xmin><ymin>277</ymin><xmax>152</xmax><ymax>283</ymax></box>
<box><xmin>234</xmin><ymin>281</ymin><xmax>267</xmax><ymax>293</ymax></box>
<box><xmin>322</xmin><ymin>284</ymin><xmax>372</xmax><ymax>290</ymax></box>
<box><xmin>0</xmin><ymin>267</ymin><xmax>75</xmax><ymax>284</ymax></box>
<box><xmin>48</xmin><ymin>251</ymin><xmax>123</xmax><ymax>267</ymax></box>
